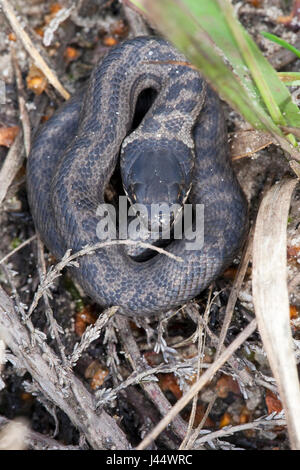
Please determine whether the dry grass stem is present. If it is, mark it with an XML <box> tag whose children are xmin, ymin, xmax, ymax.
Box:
<box><xmin>0</xmin><ymin>235</ymin><xmax>37</xmax><ymax>266</ymax></box>
<box><xmin>11</xmin><ymin>46</ymin><xmax>31</xmax><ymax>156</ymax></box>
<box><xmin>179</xmin><ymin>288</ymin><xmax>212</xmax><ymax>449</ymax></box>
<box><xmin>194</xmin><ymin>415</ymin><xmax>286</xmax><ymax>447</ymax></box>
<box><xmin>0</xmin><ymin>0</ymin><xmax>70</xmax><ymax>100</ymax></box>
<box><xmin>216</xmin><ymin>229</ymin><xmax>253</xmax><ymax>358</ymax></box>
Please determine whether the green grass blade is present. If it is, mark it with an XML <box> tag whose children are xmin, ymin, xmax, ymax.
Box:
<box><xmin>220</xmin><ymin>0</ymin><xmax>285</xmax><ymax>126</ymax></box>
<box><xmin>128</xmin><ymin>0</ymin><xmax>300</xmax><ymax>155</ymax></box>
<box><xmin>262</xmin><ymin>32</ymin><xmax>300</xmax><ymax>60</ymax></box>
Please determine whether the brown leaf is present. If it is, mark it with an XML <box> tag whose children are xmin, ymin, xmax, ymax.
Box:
<box><xmin>0</xmin><ymin>126</ymin><xmax>19</xmax><ymax>147</ymax></box>
<box><xmin>84</xmin><ymin>360</ymin><xmax>109</xmax><ymax>390</ymax></box>
<box><xmin>75</xmin><ymin>306</ymin><xmax>97</xmax><ymax>337</ymax></box>
<box><xmin>239</xmin><ymin>406</ymin><xmax>251</xmax><ymax>424</ymax></box>
<box><xmin>159</xmin><ymin>373</ymin><xmax>182</xmax><ymax>399</ymax></box>
<box><xmin>216</xmin><ymin>374</ymin><xmax>241</xmax><ymax>398</ymax></box>
<box><xmin>287</xmin><ymin>245</ymin><xmax>300</xmax><ymax>259</ymax></box>
<box><xmin>64</xmin><ymin>47</ymin><xmax>80</xmax><ymax>63</ymax></box>
<box><xmin>102</xmin><ymin>36</ymin><xmax>118</xmax><ymax>47</ymax></box>
<box><xmin>182</xmin><ymin>403</ymin><xmax>214</xmax><ymax>428</ymax></box>
<box><xmin>26</xmin><ymin>64</ymin><xmax>47</xmax><ymax>95</ymax></box>
<box><xmin>265</xmin><ymin>390</ymin><xmax>283</xmax><ymax>414</ymax></box>
<box><xmin>230</xmin><ymin>130</ymin><xmax>273</xmax><ymax>160</ymax></box>
<box><xmin>246</xmin><ymin>0</ymin><xmax>263</xmax><ymax>6</ymax></box>
<box><xmin>219</xmin><ymin>412</ymin><xmax>232</xmax><ymax>428</ymax></box>
<box><xmin>290</xmin><ymin>305</ymin><xmax>299</xmax><ymax>319</ymax></box>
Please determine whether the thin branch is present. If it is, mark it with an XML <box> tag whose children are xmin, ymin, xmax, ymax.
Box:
<box><xmin>0</xmin><ymin>285</ymin><xmax>130</xmax><ymax>450</ymax></box>
<box><xmin>136</xmin><ymin>318</ymin><xmax>257</xmax><ymax>450</ymax></box>
<box><xmin>27</xmin><ymin>240</ymin><xmax>183</xmax><ymax>318</ymax></box>
<box><xmin>179</xmin><ymin>287</ymin><xmax>213</xmax><ymax>449</ymax></box>
<box><xmin>193</xmin><ymin>415</ymin><xmax>286</xmax><ymax>447</ymax></box>
<box><xmin>0</xmin><ymin>235</ymin><xmax>37</xmax><ymax>266</ymax></box>
<box><xmin>36</xmin><ymin>237</ymin><xmax>68</xmax><ymax>365</ymax></box>
<box><xmin>11</xmin><ymin>46</ymin><xmax>31</xmax><ymax>157</ymax></box>
<box><xmin>0</xmin><ymin>0</ymin><xmax>70</xmax><ymax>100</ymax></box>
<box><xmin>70</xmin><ymin>306</ymin><xmax>119</xmax><ymax>366</ymax></box>
<box><xmin>115</xmin><ymin>315</ymin><xmax>188</xmax><ymax>441</ymax></box>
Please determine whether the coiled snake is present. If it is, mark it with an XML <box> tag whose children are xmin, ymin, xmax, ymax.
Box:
<box><xmin>27</xmin><ymin>37</ymin><xmax>248</xmax><ymax>316</ymax></box>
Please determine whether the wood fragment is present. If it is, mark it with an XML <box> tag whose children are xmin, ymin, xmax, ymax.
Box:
<box><xmin>0</xmin><ymin>285</ymin><xmax>130</xmax><ymax>450</ymax></box>
<box><xmin>0</xmin><ymin>416</ymin><xmax>79</xmax><ymax>450</ymax></box>
<box><xmin>0</xmin><ymin>132</ymin><xmax>24</xmax><ymax>206</ymax></box>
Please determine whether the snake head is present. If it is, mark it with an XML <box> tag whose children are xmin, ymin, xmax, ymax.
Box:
<box><xmin>120</xmin><ymin>138</ymin><xmax>194</xmax><ymax>235</ymax></box>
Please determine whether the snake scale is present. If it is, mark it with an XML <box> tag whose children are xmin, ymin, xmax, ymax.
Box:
<box><xmin>27</xmin><ymin>36</ymin><xmax>248</xmax><ymax>316</ymax></box>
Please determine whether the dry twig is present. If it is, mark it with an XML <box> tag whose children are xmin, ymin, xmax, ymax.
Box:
<box><xmin>0</xmin><ymin>285</ymin><xmax>130</xmax><ymax>450</ymax></box>
<box><xmin>0</xmin><ymin>235</ymin><xmax>37</xmax><ymax>266</ymax></box>
<box><xmin>0</xmin><ymin>0</ymin><xmax>70</xmax><ymax>100</ymax></box>
<box><xmin>10</xmin><ymin>46</ymin><xmax>31</xmax><ymax>157</ymax></box>
<box><xmin>115</xmin><ymin>315</ymin><xmax>188</xmax><ymax>441</ymax></box>
<box><xmin>136</xmin><ymin>318</ymin><xmax>257</xmax><ymax>449</ymax></box>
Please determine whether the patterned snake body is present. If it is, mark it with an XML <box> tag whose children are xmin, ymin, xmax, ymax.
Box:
<box><xmin>27</xmin><ymin>37</ymin><xmax>248</xmax><ymax>316</ymax></box>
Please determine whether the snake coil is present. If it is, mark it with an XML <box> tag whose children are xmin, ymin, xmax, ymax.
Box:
<box><xmin>27</xmin><ymin>37</ymin><xmax>248</xmax><ymax>316</ymax></box>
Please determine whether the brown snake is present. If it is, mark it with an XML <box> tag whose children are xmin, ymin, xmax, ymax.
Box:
<box><xmin>27</xmin><ymin>36</ymin><xmax>248</xmax><ymax>316</ymax></box>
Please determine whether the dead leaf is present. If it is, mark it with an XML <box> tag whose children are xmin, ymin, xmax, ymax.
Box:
<box><xmin>216</xmin><ymin>374</ymin><xmax>241</xmax><ymax>398</ymax></box>
<box><xmin>75</xmin><ymin>306</ymin><xmax>97</xmax><ymax>337</ymax></box>
<box><xmin>85</xmin><ymin>360</ymin><xmax>109</xmax><ymax>390</ymax></box>
<box><xmin>230</xmin><ymin>130</ymin><xmax>273</xmax><ymax>160</ymax></box>
<box><xmin>102</xmin><ymin>36</ymin><xmax>118</xmax><ymax>47</ymax></box>
<box><xmin>290</xmin><ymin>305</ymin><xmax>299</xmax><ymax>319</ymax></box>
<box><xmin>159</xmin><ymin>373</ymin><xmax>182</xmax><ymax>399</ymax></box>
<box><xmin>26</xmin><ymin>64</ymin><xmax>48</xmax><ymax>95</ymax></box>
<box><xmin>219</xmin><ymin>412</ymin><xmax>232</xmax><ymax>428</ymax></box>
<box><xmin>0</xmin><ymin>126</ymin><xmax>19</xmax><ymax>147</ymax></box>
<box><xmin>252</xmin><ymin>178</ymin><xmax>300</xmax><ymax>449</ymax></box>
<box><xmin>246</xmin><ymin>0</ymin><xmax>263</xmax><ymax>7</ymax></box>
<box><xmin>64</xmin><ymin>46</ymin><xmax>80</xmax><ymax>63</ymax></box>
<box><xmin>265</xmin><ymin>390</ymin><xmax>283</xmax><ymax>414</ymax></box>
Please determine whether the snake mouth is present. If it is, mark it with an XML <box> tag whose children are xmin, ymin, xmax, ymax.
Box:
<box><xmin>126</xmin><ymin>198</ymin><xmax>184</xmax><ymax>240</ymax></box>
